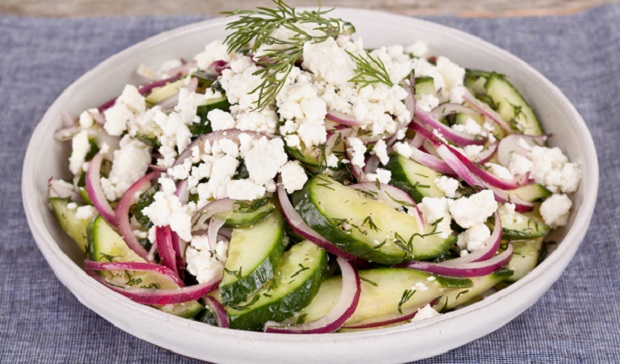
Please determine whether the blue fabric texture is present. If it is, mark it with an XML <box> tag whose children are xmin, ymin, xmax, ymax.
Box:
<box><xmin>2</xmin><ymin>4</ymin><xmax>619</xmax><ymax>363</ymax></box>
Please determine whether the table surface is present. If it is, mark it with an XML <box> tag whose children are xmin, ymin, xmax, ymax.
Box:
<box><xmin>2</xmin><ymin>2</ymin><xmax>620</xmax><ymax>364</ymax></box>
<box><xmin>2</xmin><ymin>0</ymin><xmax>619</xmax><ymax>17</ymax></box>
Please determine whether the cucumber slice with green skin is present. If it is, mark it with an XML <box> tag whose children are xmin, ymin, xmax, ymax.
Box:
<box><xmin>87</xmin><ymin>216</ymin><xmax>201</xmax><ymax>317</ymax></box>
<box><xmin>508</xmin><ymin>183</ymin><xmax>552</xmax><ymax>202</ymax></box>
<box><xmin>226</xmin><ymin>240</ymin><xmax>327</xmax><ymax>331</ymax></box>
<box><xmin>49</xmin><ymin>197</ymin><xmax>93</xmax><ymax>253</ymax></box>
<box><xmin>293</xmin><ymin>175</ymin><xmax>456</xmax><ymax>265</ymax></box>
<box><xmin>285</xmin><ymin>145</ymin><xmax>322</xmax><ymax>170</ymax></box>
<box><xmin>433</xmin><ymin>268</ymin><xmax>513</xmax><ymax>312</ymax></box>
<box><xmin>505</xmin><ymin>238</ymin><xmax>544</xmax><ymax>282</ymax></box>
<box><xmin>414</xmin><ymin>76</ymin><xmax>436</xmax><ymax>98</ymax></box>
<box><xmin>160</xmin><ymin>301</ymin><xmax>204</xmax><ymax>319</ymax></box>
<box><xmin>485</xmin><ymin>73</ymin><xmax>544</xmax><ymax>136</ymax></box>
<box><xmin>385</xmin><ymin>154</ymin><xmax>446</xmax><ymax>203</ymax></box>
<box><xmin>295</xmin><ymin>268</ymin><xmax>471</xmax><ymax>326</ymax></box>
<box><xmin>191</xmin><ymin>96</ymin><xmax>231</xmax><ymax>136</ymax></box>
<box><xmin>220</xmin><ymin>210</ymin><xmax>285</xmax><ymax>304</ymax></box>
<box><xmin>464</xmin><ymin>69</ymin><xmax>491</xmax><ymax>97</ymax></box>
<box><xmin>499</xmin><ymin>210</ymin><xmax>550</xmax><ymax>240</ymax></box>
<box><xmin>217</xmin><ymin>199</ymin><xmax>276</xmax><ymax>229</ymax></box>
<box><xmin>145</xmin><ymin>79</ymin><xmax>185</xmax><ymax>105</ymax></box>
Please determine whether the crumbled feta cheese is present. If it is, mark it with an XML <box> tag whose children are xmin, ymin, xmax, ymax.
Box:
<box><xmin>434</xmin><ymin>176</ymin><xmax>459</xmax><ymax>198</ymax></box>
<box><xmin>194</xmin><ymin>40</ymin><xmax>231</xmax><ymax>70</ymax></box>
<box><xmin>486</xmin><ymin>162</ymin><xmax>514</xmax><ymax>181</ymax></box>
<box><xmin>69</xmin><ymin>130</ymin><xmax>91</xmax><ymax>175</ymax></box>
<box><xmin>302</xmin><ymin>37</ymin><xmax>355</xmax><ymax>86</ymax></box>
<box><xmin>394</xmin><ymin>141</ymin><xmax>413</xmax><ymax>158</ymax></box>
<box><xmin>78</xmin><ymin>110</ymin><xmax>97</xmax><ymax>128</ymax></box>
<box><xmin>457</xmin><ymin>223</ymin><xmax>491</xmax><ymax>251</ymax></box>
<box><xmin>285</xmin><ymin>134</ymin><xmax>301</xmax><ymax>148</ymax></box>
<box><xmin>463</xmin><ymin>144</ymin><xmax>484</xmax><ymax>160</ymax></box>
<box><xmin>412</xmin><ymin>304</ymin><xmax>440</xmax><ymax>322</ymax></box>
<box><xmin>372</xmin><ymin>140</ymin><xmax>390</xmax><ymax>165</ymax></box>
<box><xmin>156</xmin><ymin>59</ymin><xmax>183</xmax><ymax>78</ymax></box>
<box><xmin>365</xmin><ymin>168</ymin><xmax>391</xmax><ymax>184</ymax></box>
<box><xmin>419</xmin><ymin>197</ymin><xmax>453</xmax><ymax>239</ymax></box>
<box><xmin>75</xmin><ymin>205</ymin><xmax>96</xmax><ymax>220</ymax></box>
<box><xmin>540</xmin><ymin>194</ymin><xmax>572</xmax><ymax>228</ymax></box>
<box><xmin>208</xmin><ymin>109</ymin><xmax>236</xmax><ymax>131</ymax></box>
<box><xmin>104</xmin><ymin>85</ymin><xmax>146</xmax><ymax>136</ymax></box>
<box><xmin>326</xmin><ymin>154</ymin><xmax>339</xmax><ymax>168</ymax></box>
<box><xmin>406</xmin><ymin>41</ymin><xmax>429</xmax><ymax>57</ymax></box>
<box><xmin>244</xmin><ymin>137</ymin><xmax>288</xmax><ymax>186</ymax></box>
<box><xmin>452</xmin><ymin>116</ymin><xmax>485</xmax><ymax>137</ymax></box>
<box><xmin>280</xmin><ymin>161</ymin><xmax>308</xmax><ymax>193</ymax></box>
<box><xmin>436</xmin><ymin>56</ymin><xmax>465</xmax><ymax>93</ymax></box>
<box><xmin>417</xmin><ymin>94</ymin><xmax>439</xmax><ymax>112</ymax></box>
<box><xmin>413</xmin><ymin>281</ymin><xmax>428</xmax><ymax>292</ymax></box>
<box><xmin>528</xmin><ymin>146</ymin><xmax>581</xmax><ymax>193</ymax></box>
<box><xmin>508</xmin><ymin>153</ymin><xmax>533</xmax><ymax>176</ymax></box>
<box><xmin>347</xmin><ymin>137</ymin><xmax>367</xmax><ymax>169</ymax></box>
<box><xmin>450</xmin><ymin>190</ymin><xmax>498</xmax><ymax>229</ymax></box>
<box><xmin>185</xmin><ymin>239</ymin><xmax>229</xmax><ymax>284</ymax></box>
<box><xmin>100</xmin><ymin>137</ymin><xmax>151</xmax><ymax>201</ymax></box>
<box><xmin>412</xmin><ymin>58</ymin><xmax>445</xmax><ymax>91</ymax></box>
<box><xmin>142</xmin><ymin>184</ymin><xmax>193</xmax><ymax>241</ymax></box>
<box><xmin>226</xmin><ymin>179</ymin><xmax>266</xmax><ymax>200</ymax></box>
<box><xmin>67</xmin><ymin>202</ymin><xmax>77</xmax><ymax>210</ymax></box>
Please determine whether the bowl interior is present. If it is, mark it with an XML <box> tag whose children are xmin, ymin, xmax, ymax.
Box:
<box><xmin>22</xmin><ymin>9</ymin><xmax>598</xmax><ymax>364</ymax></box>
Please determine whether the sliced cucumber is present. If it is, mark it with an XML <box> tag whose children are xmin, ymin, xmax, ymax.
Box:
<box><xmin>293</xmin><ymin>175</ymin><xmax>456</xmax><ymax>265</ymax></box>
<box><xmin>87</xmin><ymin>216</ymin><xmax>177</xmax><ymax>289</ymax></box>
<box><xmin>505</xmin><ymin>238</ymin><xmax>544</xmax><ymax>282</ymax></box>
<box><xmin>285</xmin><ymin>145</ymin><xmax>322</xmax><ymax>170</ymax></box>
<box><xmin>499</xmin><ymin>209</ymin><xmax>550</xmax><ymax>240</ymax></box>
<box><xmin>464</xmin><ymin>69</ymin><xmax>491</xmax><ymax>97</ymax></box>
<box><xmin>160</xmin><ymin>301</ymin><xmax>204</xmax><ymax>319</ymax></box>
<box><xmin>414</xmin><ymin>76</ymin><xmax>437</xmax><ymax>98</ymax></box>
<box><xmin>295</xmin><ymin>268</ymin><xmax>468</xmax><ymax>326</ymax></box>
<box><xmin>49</xmin><ymin>197</ymin><xmax>93</xmax><ymax>253</ymax></box>
<box><xmin>434</xmin><ymin>268</ymin><xmax>513</xmax><ymax>311</ymax></box>
<box><xmin>145</xmin><ymin>79</ymin><xmax>185</xmax><ymax>105</ymax></box>
<box><xmin>485</xmin><ymin>73</ymin><xmax>544</xmax><ymax>135</ymax></box>
<box><xmin>385</xmin><ymin>154</ymin><xmax>446</xmax><ymax>203</ymax></box>
<box><xmin>226</xmin><ymin>240</ymin><xmax>327</xmax><ymax>331</ymax></box>
<box><xmin>508</xmin><ymin>183</ymin><xmax>552</xmax><ymax>202</ymax></box>
<box><xmin>191</xmin><ymin>96</ymin><xmax>231</xmax><ymax>136</ymax></box>
<box><xmin>218</xmin><ymin>198</ymin><xmax>276</xmax><ymax>228</ymax></box>
<box><xmin>220</xmin><ymin>210</ymin><xmax>285</xmax><ymax>304</ymax></box>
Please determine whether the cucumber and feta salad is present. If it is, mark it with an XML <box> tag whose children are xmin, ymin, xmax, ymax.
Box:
<box><xmin>47</xmin><ymin>0</ymin><xmax>582</xmax><ymax>333</ymax></box>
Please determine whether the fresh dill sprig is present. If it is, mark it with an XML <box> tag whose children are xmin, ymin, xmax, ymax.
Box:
<box><xmin>222</xmin><ymin>0</ymin><xmax>349</xmax><ymax>110</ymax></box>
<box><xmin>347</xmin><ymin>50</ymin><xmax>394</xmax><ymax>88</ymax></box>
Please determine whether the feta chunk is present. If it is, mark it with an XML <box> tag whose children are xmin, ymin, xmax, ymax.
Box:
<box><xmin>194</xmin><ymin>40</ymin><xmax>231</xmax><ymax>70</ymax></box>
<box><xmin>365</xmin><ymin>168</ymin><xmax>391</xmax><ymax>184</ymax></box>
<box><xmin>540</xmin><ymin>194</ymin><xmax>572</xmax><ymax>228</ymax></box>
<box><xmin>104</xmin><ymin>84</ymin><xmax>146</xmax><ymax>136</ymax></box>
<box><xmin>457</xmin><ymin>223</ymin><xmax>491</xmax><ymax>251</ymax></box>
<box><xmin>75</xmin><ymin>205</ymin><xmax>96</xmax><ymax>220</ymax></box>
<box><xmin>393</xmin><ymin>142</ymin><xmax>413</xmax><ymax>158</ymax></box>
<box><xmin>412</xmin><ymin>304</ymin><xmax>440</xmax><ymax>322</ymax></box>
<box><xmin>280</xmin><ymin>161</ymin><xmax>308</xmax><ymax>194</ymax></box>
<box><xmin>244</xmin><ymin>137</ymin><xmax>288</xmax><ymax>186</ymax></box>
<box><xmin>302</xmin><ymin>37</ymin><xmax>355</xmax><ymax>85</ymax></box>
<box><xmin>208</xmin><ymin>109</ymin><xmax>236</xmax><ymax>131</ymax></box>
<box><xmin>450</xmin><ymin>190</ymin><xmax>498</xmax><ymax>229</ymax></box>
<box><xmin>69</xmin><ymin>130</ymin><xmax>90</xmax><ymax>175</ymax></box>
<box><xmin>528</xmin><ymin>146</ymin><xmax>581</xmax><ymax>193</ymax></box>
<box><xmin>434</xmin><ymin>176</ymin><xmax>459</xmax><ymax>198</ymax></box>
<box><xmin>372</xmin><ymin>140</ymin><xmax>390</xmax><ymax>165</ymax></box>
<box><xmin>486</xmin><ymin>162</ymin><xmax>514</xmax><ymax>181</ymax></box>
<box><xmin>100</xmin><ymin>137</ymin><xmax>151</xmax><ymax>201</ymax></box>
<box><xmin>347</xmin><ymin>137</ymin><xmax>367</xmax><ymax>169</ymax></box>
<box><xmin>226</xmin><ymin>180</ymin><xmax>266</xmax><ymax>200</ymax></box>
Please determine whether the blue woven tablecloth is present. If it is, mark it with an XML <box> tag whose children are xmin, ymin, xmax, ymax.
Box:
<box><xmin>2</xmin><ymin>4</ymin><xmax>619</xmax><ymax>363</ymax></box>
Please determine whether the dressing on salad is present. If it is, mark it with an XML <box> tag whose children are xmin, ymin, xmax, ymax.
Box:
<box><xmin>48</xmin><ymin>0</ymin><xmax>581</xmax><ymax>333</ymax></box>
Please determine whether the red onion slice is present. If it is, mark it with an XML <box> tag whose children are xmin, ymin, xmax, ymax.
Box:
<box><xmin>207</xmin><ymin>217</ymin><xmax>228</xmax><ymax>252</ymax></box>
<box><xmin>415</xmin><ymin>107</ymin><xmax>486</xmax><ymax>147</ymax></box>
<box><xmin>85</xmin><ymin>153</ymin><xmax>116</xmax><ymax>225</ymax></box>
<box><xmin>138</xmin><ymin>73</ymin><xmax>183</xmax><ymax>96</ymax></box>
<box><xmin>264</xmin><ymin>257</ymin><xmax>360</xmax><ymax>334</ymax></box>
<box><xmin>115</xmin><ymin>171</ymin><xmax>160</xmax><ymax>261</ymax></box>
<box><xmin>83</xmin><ymin>260</ymin><xmax>185</xmax><ymax>287</ymax></box>
<box><xmin>462</xmin><ymin>89</ymin><xmax>513</xmax><ymax>134</ymax></box>
<box><xmin>471</xmin><ymin>142</ymin><xmax>498</xmax><ymax>164</ymax></box>
<box><xmin>156</xmin><ymin>226</ymin><xmax>180</xmax><ymax>279</ymax></box>
<box><xmin>175</xmin><ymin>179</ymin><xmax>189</xmax><ymax>204</ymax></box>
<box><xmin>90</xmin><ymin>273</ymin><xmax>220</xmax><ymax>305</ymax></box>
<box><xmin>363</xmin><ymin>155</ymin><xmax>380</xmax><ymax>175</ymax></box>
<box><xmin>326</xmin><ymin>110</ymin><xmax>362</xmax><ymax>127</ymax></box>
<box><xmin>204</xmin><ymin>296</ymin><xmax>230</xmax><ymax>328</ymax></box>
<box><xmin>276</xmin><ymin>181</ymin><xmax>362</xmax><ymax>262</ymax></box>
<box><xmin>435</xmin><ymin>144</ymin><xmax>486</xmax><ymax>189</ymax></box>
<box><xmin>399</xmin><ymin>242</ymin><xmax>514</xmax><ymax>277</ymax></box>
<box><xmin>192</xmin><ymin>198</ymin><xmax>237</xmax><ymax>233</ymax></box>
<box><xmin>409</xmin><ymin>147</ymin><xmax>454</xmax><ymax>175</ymax></box>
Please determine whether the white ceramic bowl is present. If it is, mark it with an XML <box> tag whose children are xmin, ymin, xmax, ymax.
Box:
<box><xmin>22</xmin><ymin>9</ymin><xmax>598</xmax><ymax>363</ymax></box>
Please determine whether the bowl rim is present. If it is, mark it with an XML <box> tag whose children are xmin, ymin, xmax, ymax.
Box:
<box><xmin>22</xmin><ymin>8</ymin><xmax>599</xmax><ymax>363</ymax></box>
